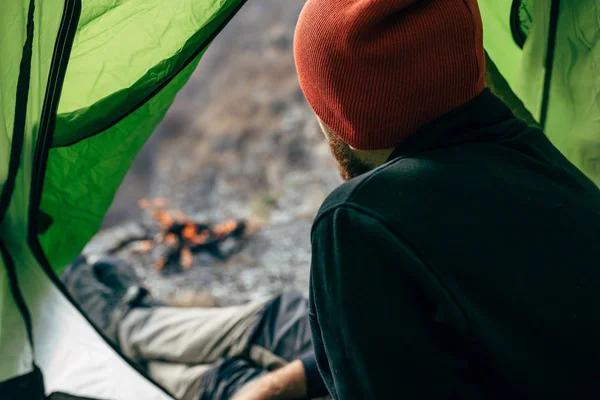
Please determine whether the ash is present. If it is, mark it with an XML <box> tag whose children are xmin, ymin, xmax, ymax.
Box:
<box><xmin>86</xmin><ymin>0</ymin><xmax>342</xmax><ymax>307</ymax></box>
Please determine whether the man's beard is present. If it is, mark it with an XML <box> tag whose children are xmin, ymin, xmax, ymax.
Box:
<box><xmin>327</xmin><ymin>133</ymin><xmax>373</xmax><ymax>181</ymax></box>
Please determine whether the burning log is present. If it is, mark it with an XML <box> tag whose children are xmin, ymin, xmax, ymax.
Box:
<box><xmin>106</xmin><ymin>235</ymin><xmax>153</xmax><ymax>254</ymax></box>
<box><xmin>214</xmin><ymin>220</ymin><xmax>246</xmax><ymax>239</ymax></box>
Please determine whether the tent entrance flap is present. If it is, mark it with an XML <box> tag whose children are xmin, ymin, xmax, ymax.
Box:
<box><xmin>38</xmin><ymin>0</ymin><xmax>249</xmax><ymax>275</ymax></box>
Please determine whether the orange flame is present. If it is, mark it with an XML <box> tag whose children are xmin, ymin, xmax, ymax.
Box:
<box><xmin>152</xmin><ymin>210</ymin><xmax>174</xmax><ymax>229</ymax></box>
<box><xmin>213</xmin><ymin>220</ymin><xmax>238</xmax><ymax>236</ymax></box>
<box><xmin>164</xmin><ymin>233</ymin><xmax>178</xmax><ymax>245</ymax></box>
<box><xmin>137</xmin><ymin>199</ymin><xmax>247</xmax><ymax>270</ymax></box>
<box><xmin>182</xmin><ymin>223</ymin><xmax>197</xmax><ymax>241</ymax></box>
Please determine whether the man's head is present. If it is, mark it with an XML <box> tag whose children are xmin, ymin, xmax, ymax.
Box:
<box><xmin>294</xmin><ymin>0</ymin><xmax>486</xmax><ymax>179</ymax></box>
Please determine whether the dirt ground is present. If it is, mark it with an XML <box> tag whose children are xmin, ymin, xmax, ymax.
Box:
<box><xmin>85</xmin><ymin>1</ymin><xmax>342</xmax><ymax>307</ymax></box>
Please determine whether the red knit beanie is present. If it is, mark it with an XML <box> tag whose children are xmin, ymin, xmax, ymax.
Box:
<box><xmin>293</xmin><ymin>0</ymin><xmax>486</xmax><ymax>150</ymax></box>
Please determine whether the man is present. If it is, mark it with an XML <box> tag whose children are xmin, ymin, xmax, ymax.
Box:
<box><xmin>62</xmin><ymin>256</ymin><xmax>329</xmax><ymax>400</ymax></box>
<box><xmin>293</xmin><ymin>0</ymin><xmax>600</xmax><ymax>399</ymax></box>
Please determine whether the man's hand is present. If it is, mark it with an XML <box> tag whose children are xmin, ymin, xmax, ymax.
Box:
<box><xmin>231</xmin><ymin>360</ymin><xmax>308</xmax><ymax>400</ymax></box>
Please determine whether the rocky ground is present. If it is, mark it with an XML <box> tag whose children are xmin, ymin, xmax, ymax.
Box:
<box><xmin>84</xmin><ymin>1</ymin><xmax>342</xmax><ymax>307</ymax></box>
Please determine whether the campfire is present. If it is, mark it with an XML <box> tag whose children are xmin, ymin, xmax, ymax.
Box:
<box><xmin>129</xmin><ymin>198</ymin><xmax>247</xmax><ymax>271</ymax></box>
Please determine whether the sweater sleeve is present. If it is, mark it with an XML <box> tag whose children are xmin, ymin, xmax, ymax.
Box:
<box><xmin>300</xmin><ymin>351</ymin><xmax>329</xmax><ymax>398</ymax></box>
<box><xmin>309</xmin><ymin>205</ymin><xmax>475</xmax><ymax>399</ymax></box>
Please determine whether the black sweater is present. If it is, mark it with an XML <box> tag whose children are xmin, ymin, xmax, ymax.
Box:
<box><xmin>309</xmin><ymin>90</ymin><xmax>600</xmax><ymax>399</ymax></box>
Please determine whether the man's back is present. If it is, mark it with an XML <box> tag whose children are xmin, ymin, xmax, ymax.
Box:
<box><xmin>309</xmin><ymin>91</ymin><xmax>600</xmax><ymax>399</ymax></box>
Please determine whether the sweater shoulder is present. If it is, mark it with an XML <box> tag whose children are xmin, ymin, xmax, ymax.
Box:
<box><xmin>314</xmin><ymin>155</ymin><xmax>434</xmax><ymax>224</ymax></box>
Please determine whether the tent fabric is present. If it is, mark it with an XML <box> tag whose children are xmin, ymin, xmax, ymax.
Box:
<box><xmin>478</xmin><ymin>0</ymin><xmax>526</xmax><ymax>93</ymax></box>
<box><xmin>0</xmin><ymin>245</ymin><xmax>34</xmax><ymax>383</ymax></box>
<box><xmin>0</xmin><ymin>0</ymin><xmax>27</xmax><ymax>188</ymax></box>
<box><xmin>0</xmin><ymin>0</ymin><xmax>246</xmax><ymax>398</ymax></box>
<box><xmin>0</xmin><ymin>0</ymin><xmax>32</xmax><ymax>381</ymax></box>
<box><xmin>0</xmin><ymin>0</ymin><xmax>57</xmax><ymax>384</ymax></box>
<box><xmin>480</xmin><ymin>0</ymin><xmax>600</xmax><ymax>186</ymax></box>
<box><xmin>40</xmin><ymin>56</ymin><xmax>202</xmax><ymax>275</ymax></box>
<box><xmin>54</xmin><ymin>1</ymin><xmax>238</xmax><ymax>146</ymax></box>
<box><xmin>541</xmin><ymin>0</ymin><xmax>600</xmax><ymax>185</ymax></box>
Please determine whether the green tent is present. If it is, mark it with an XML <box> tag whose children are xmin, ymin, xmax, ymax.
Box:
<box><xmin>0</xmin><ymin>0</ymin><xmax>246</xmax><ymax>398</ymax></box>
<box><xmin>1</xmin><ymin>0</ymin><xmax>598</xmax><ymax>398</ymax></box>
<box><xmin>480</xmin><ymin>0</ymin><xmax>600</xmax><ymax>185</ymax></box>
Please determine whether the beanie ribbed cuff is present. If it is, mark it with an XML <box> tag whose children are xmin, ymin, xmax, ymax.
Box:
<box><xmin>294</xmin><ymin>0</ymin><xmax>486</xmax><ymax>150</ymax></box>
